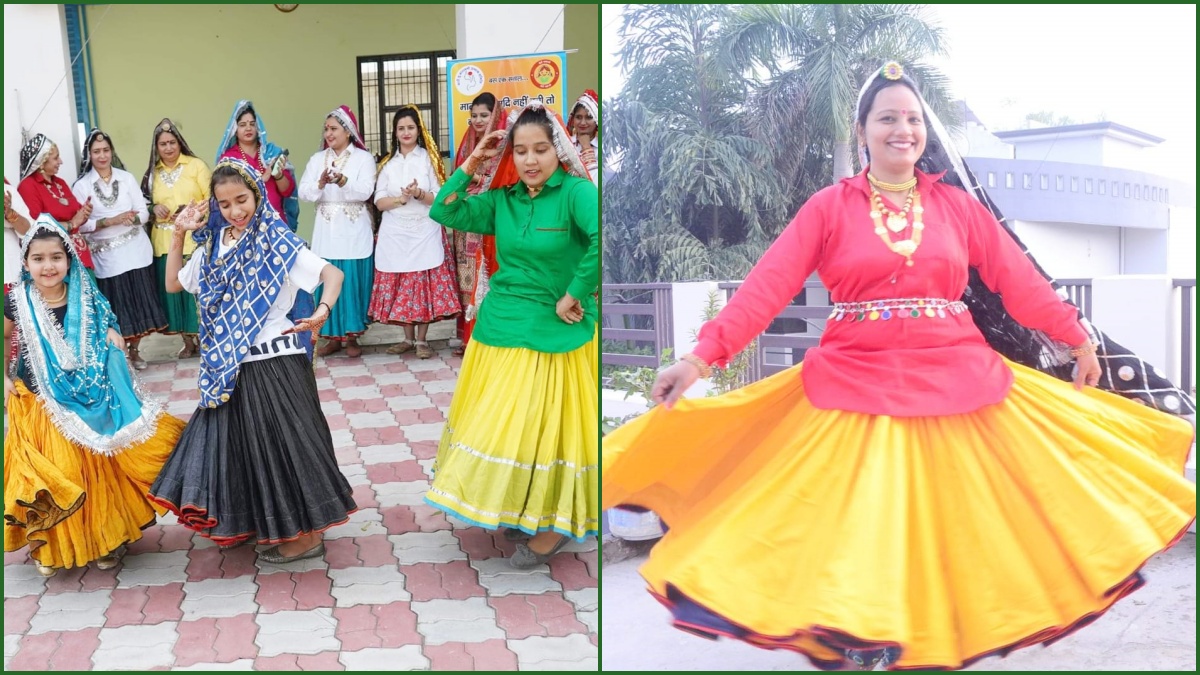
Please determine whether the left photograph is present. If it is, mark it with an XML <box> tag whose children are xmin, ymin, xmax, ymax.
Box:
<box><xmin>3</xmin><ymin>3</ymin><xmax>599</xmax><ymax>670</ymax></box>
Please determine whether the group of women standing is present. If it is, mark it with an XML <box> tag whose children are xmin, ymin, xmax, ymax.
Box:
<box><xmin>5</xmin><ymin>93</ymin><xmax>600</xmax><ymax>573</ymax></box>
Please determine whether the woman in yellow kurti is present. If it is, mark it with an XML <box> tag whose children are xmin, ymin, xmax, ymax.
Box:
<box><xmin>140</xmin><ymin>118</ymin><xmax>210</xmax><ymax>358</ymax></box>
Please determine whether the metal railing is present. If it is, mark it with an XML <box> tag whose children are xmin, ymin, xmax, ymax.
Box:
<box><xmin>719</xmin><ymin>280</ymin><xmax>829</xmax><ymax>383</ymax></box>
<box><xmin>1175</xmin><ymin>278</ymin><xmax>1195</xmax><ymax>394</ymax></box>
<box><xmin>1056</xmin><ymin>278</ymin><xmax>1093</xmax><ymax>321</ymax></box>
<box><xmin>601</xmin><ymin>284</ymin><xmax>674</xmax><ymax>371</ymax></box>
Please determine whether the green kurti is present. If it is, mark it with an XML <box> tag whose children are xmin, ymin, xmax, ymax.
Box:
<box><xmin>430</xmin><ymin>166</ymin><xmax>598</xmax><ymax>353</ymax></box>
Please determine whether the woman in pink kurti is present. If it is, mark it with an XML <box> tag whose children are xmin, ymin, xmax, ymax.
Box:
<box><xmin>602</xmin><ymin>62</ymin><xmax>1195</xmax><ymax>671</ymax></box>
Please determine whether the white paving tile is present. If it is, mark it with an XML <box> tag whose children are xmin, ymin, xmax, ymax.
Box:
<box><xmin>382</xmin><ymin>395</ymin><xmax>434</xmax><ymax>410</ymax></box>
<box><xmin>324</xmin><ymin>508</ymin><xmax>388</xmax><ymax>539</ymax></box>
<box><xmin>359</xmin><ymin>444</ymin><xmax>416</xmax><ymax>465</ymax></box>
<box><xmin>181</xmin><ymin>577</ymin><xmax>259</xmax><ymax>620</ymax></box>
<box><xmin>255</xmin><ymin>608</ymin><xmax>340</xmax><ymax>656</ymax></box>
<box><xmin>3</xmin><ymin>563</ymin><xmax>48</xmax><ymax>598</ymax></box>
<box><xmin>412</xmin><ymin>597</ymin><xmax>504</xmax><ymax>645</ymax></box>
<box><xmin>347</xmin><ymin>411</ymin><xmax>398</xmax><ymax>429</ymax></box>
<box><xmin>420</xmin><ymin>379</ymin><xmax>458</xmax><ymax>394</ymax></box>
<box><xmin>4</xmin><ymin>634</ymin><xmax>20</xmax><ymax>670</ymax></box>
<box><xmin>374</xmin><ymin>481</ymin><xmax>430</xmax><ymax>507</ymax></box>
<box><xmin>171</xmin><ymin>659</ymin><xmax>256</xmax><ymax>671</ymax></box>
<box><xmin>116</xmin><ymin>549</ymin><xmax>190</xmax><ymax>588</ymax></box>
<box><xmin>373</xmin><ymin>371</ymin><xmax>419</xmax><ymax>385</ymax></box>
<box><xmin>339</xmin><ymin>646</ymin><xmax>429</xmax><ymax>670</ymax></box>
<box><xmin>339</xmin><ymin>385</ymin><xmax>382</xmax><ymax>400</ymax></box>
<box><xmin>564</xmin><ymin>588</ymin><xmax>598</xmax><ymax>612</ymax></box>
<box><xmin>402</xmin><ymin>422</ymin><xmax>445</xmax><ymax>442</ymax></box>
<box><xmin>471</xmin><ymin>558</ymin><xmax>563</xmax><ymax>596</ymax></box>
<box><xmin>93</xmin><ymin>622</ymin><xmax>179</xmax><ymax>670</ymax></box>
<box><xmin>390</xmin><ymin>530</ymin><xmax>467</xmax><ymax>564</ymax></box>
<box><xmin>29</xmin><ymin>590</ymin><xmax>112</xmax><ymax>634</ymax></box>
<box><xmin>507</xmin><ymin>634</ymin><xmax>597</xmax><ymax>669</ymax></box>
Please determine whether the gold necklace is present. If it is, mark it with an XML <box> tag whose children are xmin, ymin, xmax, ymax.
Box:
<box><xmin>39</xmin><ymin>284</ymin><xmax>68</xmax><ymax>304</ymax></box>
<box><xmin>527</xmin><ymin>185</ymin><xmax>543</xmax><ymax>198</ymax></box>
<box><xmin>870</xmin><ymin>188</ymin><xmax>925</xmax><ymax>266</ymax></box>
<box><xmin>872</xmin><ymin>188</ymin><xmax>915</xmax><ymax>233</ymax></box>
<box><xmin>867</xmin><ymin>173</ymin><xmax>917</xmax><ymax>193</ymax></box>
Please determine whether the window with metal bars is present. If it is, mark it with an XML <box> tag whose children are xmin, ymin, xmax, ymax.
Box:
<box><xmin>356</xmin><ymin>50</ymin><xmax>455</xmax><ymax>162</ymax></box>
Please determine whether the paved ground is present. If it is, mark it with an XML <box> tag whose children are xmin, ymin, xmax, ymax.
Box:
<box><xmin>3</xmin><ymin>322</ymin><xmax>598</xmax><ymax>671</ymax></box>
<box><xmin>601</xmin><ymin>533</ymin><xmax>1195</xmax><ymax>671</ymax></box>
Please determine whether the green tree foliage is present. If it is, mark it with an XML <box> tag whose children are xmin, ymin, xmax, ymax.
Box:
<box><xmin>605</xmin><ymin>4</ymin><xmax>960</xmax><ymax>284</ymax></box>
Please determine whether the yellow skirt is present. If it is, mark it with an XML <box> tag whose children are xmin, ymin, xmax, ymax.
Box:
<box><xmin>4</xmin><ymin>381</ymin><xmax>184</xmax><ymax>569</ymax></box>
<box><xmin>602</xmin><ymin>360</ymin><xmax>1195</xmax><ymax>670</ymax></box>
<box><xmin>426</xmin><ymin>333</ymin><xmax>599</xmax><ymax>540</ymax></box>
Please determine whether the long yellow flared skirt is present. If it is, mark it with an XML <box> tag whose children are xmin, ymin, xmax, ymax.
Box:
<box><xmin>602</xmin><ymin>360</ymin><xmax>1195</xmax><ymax>670</ymax></box>
<box><xmin>4</xmin><ymin>381</ymin><xmax>185</xmax><ymax>569</ymax></box>
<box><xmin>426</xmin><ymin>333</ymin><xmax>599</xmax><ymax>540</ymax></box>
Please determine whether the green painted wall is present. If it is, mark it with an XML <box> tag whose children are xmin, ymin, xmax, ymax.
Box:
<box><xmin>85</xmin><ymin>3</ymin><xmax>598</xmax><ymax>239</ymax></box>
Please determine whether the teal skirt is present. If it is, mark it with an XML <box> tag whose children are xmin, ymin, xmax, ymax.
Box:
<box><xmin>153</xmin><ymin>255</ymin><xmax>199</xmax><ymax>335</ymax></box>
<box><xmin>315</xmin><ymin>256</ymin><xmax>373</xmax><ymax>340</ymax></box>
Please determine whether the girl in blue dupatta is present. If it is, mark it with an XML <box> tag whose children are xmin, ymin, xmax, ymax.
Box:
<box><xmin>149</xmin><ymin>158</ymin><xmax>356</xmax><ymax>564</ymax></box>
<box><xmin>4</xmin><ymin>216</ymin><xmax>184</xmax><ymax>577</ymax></box>
<box><xmin>214</xmin><ymin>100</ymin><xmax>317</xmax><ymax>359</ymax></box>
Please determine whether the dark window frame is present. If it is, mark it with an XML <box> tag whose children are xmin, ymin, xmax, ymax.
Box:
<box><xmin>356</xmin><ymin>50</ymin><xmax>456</xmax><ymax>162</ymax></box>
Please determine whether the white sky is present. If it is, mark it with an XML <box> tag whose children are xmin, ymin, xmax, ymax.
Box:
<box><xmin>602</xmin><ymin>4</ymin><xmax>1196</xmax><ymax>179</ymax></box>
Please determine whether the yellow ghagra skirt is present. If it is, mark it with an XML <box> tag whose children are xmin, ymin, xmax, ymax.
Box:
<box><xmin>602</xmin><ymin>359</ymin><xmax>1195</xmax><ymax>670</ymax></box>
<box><xmin>4</xmin><ymin>381</ymin><xmax>184</xmax><ymax>569</ymax></box>
<box><xmin>426</xmin><ymin>332</ymin><xmax>599</xmax><ymax>540</ymax></box>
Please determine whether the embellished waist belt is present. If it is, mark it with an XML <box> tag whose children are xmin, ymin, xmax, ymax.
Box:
<box><xmin>87</xmin><ymin>226</ymin><xmax>142</xmax><ymax>255</ymax></box>
<box><xmin>318</xmin><ymin>201</ymin><xmax>366</xmax><ymax>223</ymax></box>
<box><xmin>830</xmin><ymin>298</ymin><xmax>967</xmax><ymax>322</ymax></box>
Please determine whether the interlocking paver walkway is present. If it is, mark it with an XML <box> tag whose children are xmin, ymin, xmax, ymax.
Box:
<box><xmin>3</xmin><ymin>323</ymin><xmax>598</xmax><ymax>670</ymax></box>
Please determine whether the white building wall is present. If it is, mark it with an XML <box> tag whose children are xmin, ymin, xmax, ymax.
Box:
<box><xmin>455</xmin><ymin>4</ymin><xmax>563</xmax><ymax>59</ymax></box>
<box><xmin>4</xmin><ymin>4</ymin><xmax>80</xmax><ymax>184</ymax></box>
<box><xmin>1012</xmin><ymin>219</ymin><xmax>1121</xmax><ymax>278</ymax></box>
<box><xmin>1011</xmin><ymin>137</ymin><xmax>1103</xmax><ymax>166</ymax></box>
<box><xmin>1100</xmin><ymin>136</ymin><xmax>1158</xmax><ymax>173</ymax></box>
<box><xmin>1167</xmin><ymin>206</ymin><xmax>1197</xmax><ymax>278</ymax></box>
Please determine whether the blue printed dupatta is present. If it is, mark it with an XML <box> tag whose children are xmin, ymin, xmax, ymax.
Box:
<box><xmin>214</xmin><ymin>100</ymin><xmax>315</xmax><ymax>358</ymax></box>
<box><xmin>191</xmin><ymin>158</ymin><xmax>309</xmax><ymax>409</ymax></box>
<box><xmin>11</xmin><ymin>217</ymin><xmax>162</xmax><ymax>455</ymax></box>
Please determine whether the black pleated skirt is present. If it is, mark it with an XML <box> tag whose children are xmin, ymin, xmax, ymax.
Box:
<box><xmin>96</xmin><ymin>262</ymin><xmax>168</xmax><ymax>338</ymax></box>
<box><xmin>149</xmin><ymin>354</ymin><xmax>357</xmax><ymax>545</ymax></box>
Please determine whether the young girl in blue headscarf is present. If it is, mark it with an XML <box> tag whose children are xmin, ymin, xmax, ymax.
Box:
<box><xmin>4</xmin><ymin>216</ymin><xmax>185</xmax><ymax>577</ymax></box>
<box><xmin>214</xmin><ymin>100</ymin><xmax>317</xmax><ymax>359</ymax></box>
<box><xmin>149</xmin><ymin>158</ymin><xmax>356</xmax><ymax>564</ymax></box>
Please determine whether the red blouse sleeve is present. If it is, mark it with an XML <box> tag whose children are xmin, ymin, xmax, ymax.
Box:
<box><xmin>278</xmin><ymin>168</ymin><xmax>297</xmax><ymax>199</ymax></box>
<box><xmin>962</xmin><ymin>190</ymin><xmax>1088</xmax><ymax>347</ymax></box>
<box><xmin>692</xmin><ymin>194</ymin><xmax>827</xmax><ymax>367</ymax></box>
<box><xmin>17</xmin><ymin>179</ymin><xmax>43</xmax><ymax>218</ymax></box>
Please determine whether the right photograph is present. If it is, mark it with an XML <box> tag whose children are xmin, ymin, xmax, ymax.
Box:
<box><xmin>599</xmin><ymin>4</ymin><xmax>1197</xmax><ymax>672</ymax></box>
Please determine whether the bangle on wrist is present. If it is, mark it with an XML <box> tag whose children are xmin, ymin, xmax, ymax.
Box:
<box><xmin>1069</xmin><ymin>341</ymin><xmax>1098</xmax><ymax>358</ymax></box>
<box><xmin>679</xmin><ymin>353</ymin><xmax>713</xmax><ymax>379</ymax></box>
<box><xmin>318</xmin><ymin>301</ymin><xmax>332</xmax><ymax>315</ymax></box>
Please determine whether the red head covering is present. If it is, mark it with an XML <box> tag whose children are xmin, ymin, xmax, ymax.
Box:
<box><xmin>567</xmin><ymin>90</ymin><xmax>600</xmax><ymax>137</ymax></box>
<box><xmin>493</xmin><ymin>104</ymin><xmax>592</xmax><ymax>190</ymax></box>
<box><xmin>322</xmin><ymin>105</ymin><xmax>368</xmax><ymax>152</ymax></box>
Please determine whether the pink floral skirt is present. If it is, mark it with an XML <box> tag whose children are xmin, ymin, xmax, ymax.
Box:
<box><xmin>369</xmin><ymin>252</ymin><xmax>462</xmax><ymax>326</ymax></box>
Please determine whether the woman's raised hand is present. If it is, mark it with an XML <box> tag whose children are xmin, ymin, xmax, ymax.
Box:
<box><xmin>472</xmin><ymin>130</ymin><xmax>508</xmax><ymax>161</ymax></box>
<box><xmin>651</xmin><ymin>361</ymin><xmax>701</xmax><ymax>410</ymax></box>
<box><xmin>174</xmin><ymin>201</ymin><xmax>208</xmax><ymax>232</ymax></box>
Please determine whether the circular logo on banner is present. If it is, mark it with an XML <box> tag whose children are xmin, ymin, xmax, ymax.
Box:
<box><xmin>454</xmin><ymin>65</ymin><xmax>485</xmax><ymax>96</ymax></box>
<box><xmin>530</xmin><ymin>59</ymin><xmax>560</xmax><ymax>89</ymax></box>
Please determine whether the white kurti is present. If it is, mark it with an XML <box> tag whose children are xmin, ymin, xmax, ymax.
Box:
<box><xmin>374</xmin><ymin>147</ymin><xmax>445</xmax><ymax>274</ymax></box>
<box><xmin>179</xmin><ymin>241</ymin><xmax>328</xmax><ymax>363</ymax></box>
<box><xmin>298</xmin><ymin>146</ymin><xmax>375</xmax><ymax>261</ymax></box>
<box><xmin>71</xmin><ymin>168</ymin><xmax>153</xmax><ymax>279</ymax></box>
<box><xmin>572</xmin><ymin>135</ymin><xmax>600</xmax><ymax>184</ymax></box>
<box><xmin>4</xmin><ymin>181</ymin><xmax>32</xmax><ymax>285</ymax></box>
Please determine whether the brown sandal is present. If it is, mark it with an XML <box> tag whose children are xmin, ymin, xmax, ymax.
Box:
<box><xmin>415</xmin><ymin>342</ymin><xmax>434</xmax><ymax>359</ymax></box>
<box><xmin>345</xmin><ymin>340</ymin><xmax>363</xmax><ymax>358</ymax></box>
<box><xmin>387</xmin><ymin>341</ymin><xmax>415</xmax><ymax>355</ymax></box>
<box><xmin>317</xmin><ymin>340</ymin><xmax>343</xmax><ymax>357</ymax></box>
